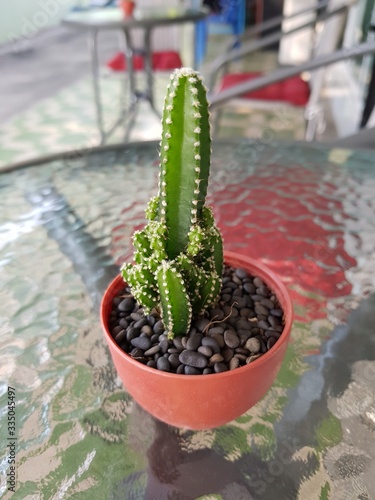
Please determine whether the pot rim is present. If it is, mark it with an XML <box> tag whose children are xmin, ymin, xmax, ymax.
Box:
<box><xmin>101</xmin><ymin>250</ymin><xmax>293</xmax><ymax>380</ymax></box>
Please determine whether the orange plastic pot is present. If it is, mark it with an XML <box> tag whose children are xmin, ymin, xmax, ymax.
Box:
<box><xmin>101</xmin><ymin>251</ymin><xmax>293</xmax><ymax>429</ymax></box>
<box><xmin>120</xmin><ymin>1</ymin><xmax>135</xmax><ymax>17</ymax></box>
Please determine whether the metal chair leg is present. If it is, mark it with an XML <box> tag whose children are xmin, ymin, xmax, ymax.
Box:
<box><xmin>211</xmin><ymin>107</ymin><xmax>224</xmax><ymax>138</ymax></box>
<box><xmin>143</xmin><ymin>28</ymin><xmax>161</xmax><ymax>119</ymax></box>
<box><xmin>89</xmin><ymin>29</ymin><xmax>106</xmax><ymax>144</ymax></box>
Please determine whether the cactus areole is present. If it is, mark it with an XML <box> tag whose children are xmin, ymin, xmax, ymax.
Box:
<box><xmin>121</xmin><ymin>68</ymin><xmax>224</xmax><ymax>338</ymax></box>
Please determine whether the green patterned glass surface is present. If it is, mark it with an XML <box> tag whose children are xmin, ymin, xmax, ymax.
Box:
<box><xmin>0</xmin><ymin>140</ymin><xmax>374</xmax><ymax>499</ymax></box>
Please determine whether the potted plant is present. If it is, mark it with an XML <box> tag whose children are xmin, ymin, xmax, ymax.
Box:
<box><xmin>101</xmin><ymin>67</ymin><xmax>293</xmax><ymax>429</ymax></box>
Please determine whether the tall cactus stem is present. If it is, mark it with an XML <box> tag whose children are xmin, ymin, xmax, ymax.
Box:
<box><xmin>159</xmin><ymin>68</ymin><xmax>211</xmax><ymax>260</ymax></box>
<box><xmin>121</xmin><ymin>68</ymin><xmax>223</xmax><ymax>338</ymax></box>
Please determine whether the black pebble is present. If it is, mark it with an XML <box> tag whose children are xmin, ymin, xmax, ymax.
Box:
<box><xmin>118</xmin><ymin>298</ymin><xmax>135</xmax><ymax>312</ymax></box>
<box><xmin>157</xmin><ymin>357</ymin><xmax>171</xmax><ymax>372</ymax></box>
<box><xmin>179</xmin><ymin>350</ymin><xmax>208</xmax><ymax>369</ymax></box>
<box><xmin>214</xmin><ymin>362</ymin><xmax>228</xmax><ymax>373</ymax></box>
<box><xmin>201</xmin><ymin>337</ymin><xmax>220</xmax><ymax>354</ymax></box>
<box><xmin>131</xmin><ymin>337</ymin><xmax>151</xmax><ymax>351</ymax></box>
<box><xmin>185</xmin><ymin>366</ymin><xmax>201</xmax><ymax>375</ymax></box>
<box><xmin>235</xmin><ymin>268</ymin><xmax>248</xmax><ymax>279</ymax></box>
<box><xmin>187</xmin><ymin>333</ymin><xmax>203</xmax><ymax>351</ymax></box>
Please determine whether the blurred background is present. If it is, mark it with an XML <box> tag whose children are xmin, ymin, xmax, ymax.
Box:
<box><xmin>0</xmin><ymin>0</ymin><xmax>374</xmax><ymax>168</ymax></box>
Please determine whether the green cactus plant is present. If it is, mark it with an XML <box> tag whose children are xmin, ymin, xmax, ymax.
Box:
<box><xmin>121</xmin><ymin>67</ymin><xmax>223</xmax><ymax>338</ymax></box>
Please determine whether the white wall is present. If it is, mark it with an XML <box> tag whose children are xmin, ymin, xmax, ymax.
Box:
<box><xmin>279</xmin><ymin>0</ymin><xmax>317</xmax><ymax>65</ymax></box>
<box><xmin>0</xmin><ymin>0</ymin><xmax>76</xmax><ymax>46</ymax></box>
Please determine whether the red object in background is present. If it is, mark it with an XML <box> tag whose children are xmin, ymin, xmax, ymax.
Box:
<box><xmin>219</xmin><ymin>72</ymin><xmax>310</xmax><ymax>106</ymax></box>
<box><xmin>120</xmin><ymin>0</ymin><xmax>135</xmax><ymax>17</ymax></box>
<box><xmin>211</xmin><ymin>166</ymin><xmax>356</xmax><ymax>323</ymax></box>
<box><xmin>107</xmin><ymin>51</ymin><xmax>183</xmax><ymax>72</ymax></box>
<box><xmin>101</xmin><ymin>252</ymin><xmax>293</xmax><ymax>430</ymax></box>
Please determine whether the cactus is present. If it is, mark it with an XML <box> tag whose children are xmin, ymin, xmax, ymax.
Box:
<box><xmin>121</xmin><ymin>67</ymin><xmax>223</xmax><ymax>338</ymax></box>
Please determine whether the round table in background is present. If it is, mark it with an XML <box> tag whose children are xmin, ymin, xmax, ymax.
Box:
<box><xmin>1</xmin><ymin>140</ymin><xmax>375</xmax><ymax>498</ymax></box>
<box><xmin>62</xmin><ymin>7</ymin><xmax>208</xmax><ymax>143</ymax></box>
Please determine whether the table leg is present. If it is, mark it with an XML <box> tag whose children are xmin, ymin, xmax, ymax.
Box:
<box><xmin>143</xmin><ymin>28</ymin><xmax>161</xmax><ymax>118</ymax></box>
<box><xmin>121</xmin><ymin>28</ymin><xmax>140</xmax><ymax>141</ymax></box>
<box><xmin>360</xmin><ymin>52</ymin><xmax>375</xmax><ymax>128</ymax></box>
<box><xmin>143</xmin><ymin>28</ymin><xmax>154</xmax><ymax>107</ymax></box>
<box><xmin>122</xmin><ymin>28</ymin><xmax>137</xmax><ymax>106</ymax></box>
<box><xmin>89</xmin><ymin>29</ymin><xmax>106</xmax><ymax>144</ymax></box>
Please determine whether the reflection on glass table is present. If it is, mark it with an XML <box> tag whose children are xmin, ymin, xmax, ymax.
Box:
<box><xmin>0</xmin><ymin>140</ymin><xmax>374</xmax><ymax>498</ymax></box>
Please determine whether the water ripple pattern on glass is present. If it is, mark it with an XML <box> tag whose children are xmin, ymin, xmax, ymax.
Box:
<box><xmin>0</xmin><ymin>142</ymin><xmax>374</xmax><ymax>497</ymax></box>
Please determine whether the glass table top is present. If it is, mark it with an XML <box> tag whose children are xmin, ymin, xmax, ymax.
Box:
<box><xmin>63</xmin><ymin>7</ymin><xmax>207</xmax><ymax>29</ymax></box>
<box><xmin>0</xmin><ymin>140</ymin><xmax>374</xmax><ymax>499</ymax></box>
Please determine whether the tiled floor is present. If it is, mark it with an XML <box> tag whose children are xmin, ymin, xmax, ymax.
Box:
<box><xmin>0</xmin><ymin>29</ymin><xmax>311</xmax><ymax>169</ymax></box>
<box><xmin>0</xmin><ymin>73</ymin><xmax>165</xmax><ymax>165</ymax></box>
